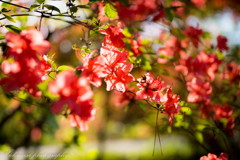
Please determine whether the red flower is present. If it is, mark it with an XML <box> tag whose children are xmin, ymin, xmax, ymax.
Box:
<box><xmin>5</xmin><ymin>29</ymin><xmax>50</xmax><ymax>60</ymax></box>
<box><xmin>213</xmin><ymin>105</ymin><xmax>233</xmax><ymax>121</ymax></box>
<box><xmin>100</xmin><ymin>46</ymin><xmax>128</xmax><ymax>70</ymax></box>
<box><xmin>192</xmin><ymin>0</ymin><xmax>207</xmax><ymax>9</ymax></box>
<box><xmin>112</xmin><ymin>87</ymin><xmax>135</xmax><ymax>107</ymax></box>
<box><xmin>68</xmin><ymin>100</ymin><xmax>96</xmax><ymax>132</ymax></box>
<box><xmin>49</xmin><ymin>70</ymin><xmax>95</xmax><ymax>131</ymax></box>
<box><xmin>77</xmin><ymin>52</ymin><xmax>107</xmax><ymax>87</ymax></box>
<box><xmin>217</xmin><ymin>35</ymin><xmax>229</xmax><ymax>52</ymax></box>
<box><xmin>130</xmin><ymin>35</ymin><xmax>143</xmax><ymax>57</ymax></box>
<box><xmin>100</xmin><ymin>25</ymin><xmax>125</xmax><ymax>49</ymax></box>
<box><xmin>222</xmin><ymin>62</ymin><xmax>240</xmax><ymax>82</ymax></box>
<box><xmin>0</xmin><ymin>29</ymin><xmax>51</xmax><ymax>97</ymax></box>
<box><xmin>162</xmin><ymin>88</ymin><xmax>181</xmax><ymax>124</ymax></box>
<box><xmin>176</xmin><ymin>51</ymin><xmax>221</xmax><ymax>81</ymax></box>
<box><xmin>136</xmin><ymin>73</ymin><xmax>166</xmax><ymax>102</ymax></box>
<box><xmin>158</xmin><ymin>36</ymin><xmax>181</xmax><ymax>64</ymax></box>
<box><xmin>1</xmin><ymin>56</ymin><xmax>51</xmax><ymax>97</ymax></box>
<box><xmin>184</xmin><ymin>26</ymin><xmax>203</xmax><ymax>47</ymax></box>
<box><xmin>105</xmin><ymin>62</ymin><xmax>134</xmax><ymax>92</ymax></box>
<box><xmin>115</xmin><ymin>0</ymin><xmax>162</xmax><ymax>23</ymax></box>
<box><xmin>187</xmin><ymin>77</ymin><xmax>212</xmax><ymax>104</ymax></box>
<box><xmin>200</xmin><ymin>152</ymin><xmax>228</xmax><ymax>160</ymax></box>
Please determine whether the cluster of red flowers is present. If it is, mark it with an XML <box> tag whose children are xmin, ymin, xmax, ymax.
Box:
<box><xmin>200</xmin><ymin>152</ymin><xmax>228</xmax><ymax>160</ymax></box>
<box><xmin>49</xmin><ymin>70</ymin><xmax>95</xmax><ymax>131</ymax></box>
<box><xmin>157</xmin><ymin>25</ymin><xmax>235</xmax><ymax>136</ymax></box>
<box><xmin>0</xmin><ymin>29</ymin><xmax>51</xmax><ymax>97</ymax></box>
<box><xmin>78</xmin><ymin>25</ymin><xmax>182</xmax><ymax>126</ymax></box>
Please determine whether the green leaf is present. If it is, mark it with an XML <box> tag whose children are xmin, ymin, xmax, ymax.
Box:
<box><xmin>37</xmin><ymin>0</ymin><xmax>45</xmax><ymax>4</ymax></box>
<box><xmin>57</xmin><ymin>65</ymin><xmax>75</xmax><ymax>72</ymax></box>
<box><xmin>76</xmin><ymin>5</ymin><xmax>90</xmax><ymax>9</ymax></box>
<box><xmin>30</xmin><ymin>4</ymin><xmax>40</xmax><ymax>10</ymax></box>
<box><xmin>181</xmin><ymin>107</ymin><xmax>192</xmax><ymax>115</ymax></box>
<box><xmin>1</xmin><ymin>8</ymin><xmax>11</xmax><ymax>12</ymax></box>
<box><xmin>0</xmin><ymin>35</ymin><xmax>5</xmax><ymax>40</ymax></box>
<box><xmin>44</xmin><ymin>4</ymin><xmax>61</xmax><ymax>13</ymax></box>
<box><xmin>69</xmin><ymin>6</ymin><xmax>78</xmax><ymax>13</ymax></box>
<box><xmin>164</xmin><ymin>8</ymin><xmax>174</xmax><ymax>21</ymax></box>
<box><xmin>195</xmin><ymin>132</ymin><xmax>204</xmax><ymax>143</ymax></box>
<box><xmin>89</xmin><ymin>0</ymin><xmax>100</xmax><ymax>3</ymax></box>
<box><xmin>5</xmin><ymin>25</ymin><xmax>22</xmax><ymax>33</ymax></box>
<box><xmin>104</xmin><ymin>3</ymin><xmax>118</xmax><ymax>19</ymax></box>
<box><xmin>3</xmin><ymin>14</ymin><xmax>16</xmax><ymax>23</ymax></box>
<box><xmin>139</xmin><ymin>102</ymin><xmax>146</xmax><ymax>111</ymax></box>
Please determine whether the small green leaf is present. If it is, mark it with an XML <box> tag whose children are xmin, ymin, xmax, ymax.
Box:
<box><xmin>89</xmin><ymin>0</ymin><xmax>100</xmax><ymax>3</ymax></box>
<box><xmin>69</xmin><ymin>6</ymin><xmax>78</xmax><ymax>13</ymax></box>
<box><xmin>1</xmin><ymin>8</ymin><xmax>11</xmax><ymax>12</ymax></box>
<box><xmin>37</xmin><ymin>0</ymin><xmax>45</xmax><ymax>4</ymax></box>
<box><xmin>76</xmin><ymin>5</ymin><xmax>90</xmax><ymax>9</ymax></box>
<box><xmin>44</xmin><ymin>4</ymin><xmax>61</xmax><ymax>13</ymax></box>
<box><xmin>57</xmin><ymin>65</ymin><xmax>75</xmax><ymax>72</ymax></box>
<box><xmin>0</xmin><ymin>35</ymin><xmax>5</xmax><ymax>40</ymax></box>
<box><xmin>5</xmin><ymin>25</ymin><xmax>22</xmax><ymax>33</ymax></box>
<box><xmin>104</xmin><ymin>3</ymin><xmax>118</xmax><ymax>19</ymax></box>
<box><xmin>3</xmin><ymin>14</ymin><xmax>16</xmax><ymax>23</ymax></box>
<box><xmin>30</xmin><ymin>4</ymin><xmax>40</xmax><ymax>10</ymax></box>
<box><xmin>195</xmin><ymin>132</ymin><xmax>204</xmax><ymax>143</ymax></box>
<box><xmin>181</xmin><ymin>107</ymin><xmax>192</xmax><ymax>115</ymax></box>
<box><xmin>164</xmin><ymin>8</ymin><xmax>174</xmax><ymax>21</ymax></box>
<box><xmin>139</xmin><ymin>102</ymin><xmax>146</xmax><ymax>111</ymax></box>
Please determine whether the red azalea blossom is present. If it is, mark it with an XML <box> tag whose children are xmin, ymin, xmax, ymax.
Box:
<box><xmin>68</xmin><ymin>100</ymin><xmax>96</xmax><ymax>132</ymax></box>
<box><xmin>191</xmin><ymin>0</ymin><xmax>207</xmax><ymax>9</ymax></box>
<box><xmin>217</xmin><ymin>35</ymin><xmax>229</xmax><ymax>52</ymax></box>
<box><xmin>105</xmin><ymin>62</ymin><xmax>134</xmax><ymax>92</ymax></box>
<box><xmin>222</xmin><ymin>61</ymin><xmax>240</xmax><ymax>82</ymax></box>
<box><xmin>187</xmin><ymin>77</ymin><xmax>212</xmax><ymax>104</ymax></box>
<box><xmin>158</xmin><ymin>36</ymin><xmax>181</xmax><ymax>64</ymax></box>
<box><xmin>184</xmin><ymin>26</ymin><xmax>203</xmax><ymax>47</ymax></box>
<box><xmin>49</xmin><ymin>70</ymin><xmax>95</xmax><ymax>131</ymax></box>
<box><xmin>176</xmin><ymin>51</ymin><xmax>221</xmax><ymax>81</ymax></box>
<box><xmin>200</xmin><ymin>152</ymin><xmax>228</xmax><ymax>160</ymax></box>
<box><xmin>5</xmin><ymin>29</ymin><xmax>50</xmax><ymax>60</ymax></box>
<box><xmin>77</xmin><ymin>52</ymin><xmax>107</xmax><ymax>87</ymax></box>
<box><xmin>100</xmin><ymin>25</ymin><xmax>125</xmax><ymax>49</ymax></box>
<box><xmin>100</xmin><ymin>46</ymin><xmax>128</xmax><ymax>70</ymax></box>
<box><xmin>115</xmin><ymin>0</ymin><xmax>163</xmax><ymax>23</ymax></box>
<box><xmin>171</xmin><ymin>1</ymin><xmax>185</xmax><ymax>16</ymax></box>
<box><xmin>1</xmin><ymin>29</ymin><xmax>51</xmax><ymax>97</ymax></box>
<box><xmin>162</xmin><ymin>88</ymin><xmax>181</xmax><ymax>124</ymax></box>
<box><xmin>130</xmin><ymin>35</ymin><xmax>143</xmax><ymax>57</ymax></box>
<box><xmin>112</xmin><ymin>87</ymin><xmax>135</xmax><ymax>107</ymax></box>
<box><xmin>136</xmin><ymin>72</ymin><xmax>166</xmax><ymax>102</ymax></box>
<box><xmin>226</xmin><ymin>117</ymin><xmax>235</xmax><ymax>136</ymax></box>
<box><xmin>1</xmin><ymin>57</ymin><xmax>50</xmax><ymax>97</ymax></box>
<box><xmin>213</xmin><ymin>105</ymin><xmax>233</xmax><ymax>121</ymax></box>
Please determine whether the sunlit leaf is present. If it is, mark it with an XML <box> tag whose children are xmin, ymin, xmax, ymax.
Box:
<box><xmin>3</xmin><ymin>14</ymin><xmax>16</xmax><ymax>23</ymax></box>
<box><xmin>104</xmin><ymin>3</ymin><xmax>118</xmax><ymax>19</ymax></box>
<box><xmin>44</xmin><ymin>4</ymin><xmax>61</xmax><ymax>13</ymax></box>
<box><xmin>57</xmin><ymin>65</ymin><xmax>75</xmax><ymax>72</ymax></box>
<box><xmin>30</xmin><ymin>4</ymin><xmax>40</xmax><ymax>10</ymax></box>
<box><xmin>37</xmin><ymin>0</ymin><xmax>45</xmax><ymax>4</ymax></box>
<box><xmin>5</xmin><ymin>25</ymin><xmax>22</xmax><ymax>33</ymax></box>
<box><xmin>1</xmin><ymin>8</ymin><xmax>11</xmax><ymax>12</ymax></box>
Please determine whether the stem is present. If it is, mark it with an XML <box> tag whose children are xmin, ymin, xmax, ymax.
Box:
<box><xmin>0</xmin><ymin>0</ymin><xmax>30</xmax><ymax>10</ymax></box>
<box><xmin>0</xmin><ymin>0</ymin><xmax>95</xmax><ymax>29</ymax></box>
<box><xmin>0</xmin><ymin>14</ymin><xmax>74</xmax><ymax>24</ymax></box>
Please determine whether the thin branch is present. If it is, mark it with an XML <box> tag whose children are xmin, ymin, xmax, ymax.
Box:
<box><xmin>0</xmin><ymin>0</ymin><xmax>95</xmax><ymax>29</ymax></box>
<box><xmin>0</xmin><ymin>0</ymin><xmax>30</xmax><ymax>10</ymax></box>
<box><xmin>0</xmin><ymin>14</ymin><xmax>74</xmax><ymax>24</ymax></box>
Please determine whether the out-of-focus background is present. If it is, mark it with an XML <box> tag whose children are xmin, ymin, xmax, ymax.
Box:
<box><xmin>0</xmin><ymin>0</ymin><xmax>240</xmax><ymax>160</ymax></box>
